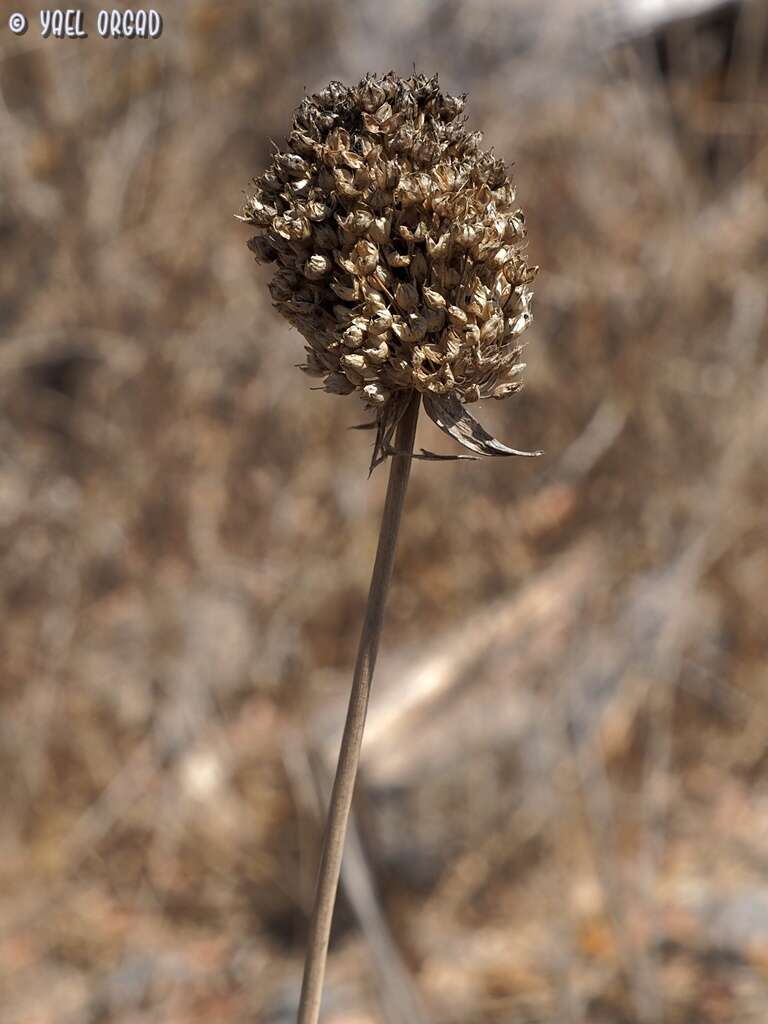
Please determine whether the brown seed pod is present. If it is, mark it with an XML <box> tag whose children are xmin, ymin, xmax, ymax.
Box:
<box><xmin>239</xmin><ymin>72</ymin><xmax>541</xmax><ymax>469</ymax></box>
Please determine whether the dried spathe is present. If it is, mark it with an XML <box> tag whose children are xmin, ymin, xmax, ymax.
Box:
<box><xmin>240</xmin><ymin>72</ymin><xmax>540</xmax><ymax>467</ymax></box>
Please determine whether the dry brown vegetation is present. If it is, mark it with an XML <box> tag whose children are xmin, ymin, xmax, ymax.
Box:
<box><xmin>1</xmin><ymin>2</ymin><xmax>767</xmax><ymax>1022</ymax></box>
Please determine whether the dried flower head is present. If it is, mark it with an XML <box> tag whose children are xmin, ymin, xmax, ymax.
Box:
<box><xmin>239</xmin><ymin>72</ymin><xmax>540</xmax><ymax>468</ymax></box>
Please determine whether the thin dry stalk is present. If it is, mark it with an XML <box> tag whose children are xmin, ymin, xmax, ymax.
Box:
<box><xmin>297</xmin><ymin>390</ymin><xmax>421</xmax><ymax>1024</ymax></box>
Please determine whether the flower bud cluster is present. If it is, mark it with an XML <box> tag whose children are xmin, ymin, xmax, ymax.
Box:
<box><xmin>242</xmin><ymin>73</ymin><xmax>537</xmax><ymax>416</ymax></box>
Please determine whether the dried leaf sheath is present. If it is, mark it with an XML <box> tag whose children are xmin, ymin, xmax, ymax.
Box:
<box><xmin>240</xmin><ymin>72</ymin><xmax>540</xmax><ymax>465</ymax></box>
<box><xmin>422</xmin><ymin>393</ymin><xmax>542</xmax><ymax>458</ymax></box>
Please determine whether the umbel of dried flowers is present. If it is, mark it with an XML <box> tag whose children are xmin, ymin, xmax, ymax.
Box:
<box><xmin>240</xmin><ymin>72</ymin><xmax>540</xmax><ymax>469</ymax></box>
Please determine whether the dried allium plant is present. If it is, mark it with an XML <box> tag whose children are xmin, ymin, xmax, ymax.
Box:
<box><xmin>239</xmin><ymin>72</ymin><xmax>539</xmax><ymax>1024</ymax></box>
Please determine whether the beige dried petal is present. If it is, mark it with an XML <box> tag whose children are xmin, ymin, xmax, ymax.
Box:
<box><xmin>491</xmin><ymin>246</ymin><xmax>515</xmax><ymax>270</ymax></box>
<box><xmin>492</xmin><ymin>380</ymin><xmax>523</xmax><ymax>399</ymax></box>
<box><xmin>361</xmin><ymin>112</ymin><xmax>384</xmax><ymax>134</ymax></box>
<box><xmin>492</xmin><ymin>275</ymin><xmax>512</xmax><ymax>307</ymax></box>
<box><xmin>390</xmin><ymin>318</ymin><xmax>409</xmax><ymax>343</ymax></box>
<box><xmin>510</xmin><ymin>312</ymin><xmax>532</xmax><ymax>336</ymax></box>
<box><xmin>412</xmin><ymin>136</ymin><xmax>440</xmax><ymax>164</ymax></box>
<box><xmin>342</xmin><ymin>149</ymin><xmax>364</xmax><ymax>171</ymax></box>
<box><xmin>287</xmin><ymin>129</ymin><xmax>317</xmax><ymax>155</ymax></box>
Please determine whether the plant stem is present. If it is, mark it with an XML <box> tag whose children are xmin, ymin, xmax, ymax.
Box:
<box><xmin>296</xmin><ymin>391</ymin><xmax>421</xmax><ymax>1024</ymax></box>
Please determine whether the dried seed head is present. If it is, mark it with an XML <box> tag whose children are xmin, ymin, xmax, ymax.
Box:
<box><xmin>240</xmin><ymin>72</ymin><xmax>540</xmax><ymax>466</ymax></box>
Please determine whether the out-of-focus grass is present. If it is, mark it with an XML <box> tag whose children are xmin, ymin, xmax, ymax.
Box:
<box><xmin>0</xmin><ymin>2</ymin><xmax>766</xmax><ymax>1021</ymax></box>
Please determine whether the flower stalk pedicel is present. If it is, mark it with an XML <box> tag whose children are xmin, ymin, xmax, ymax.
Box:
<box><xmin>239</xmin><ymin>73</ymin><xmax>539</xmax><ymax>1024</ymax></box>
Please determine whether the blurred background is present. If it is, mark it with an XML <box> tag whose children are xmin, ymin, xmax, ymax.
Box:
<box><xmin>1</xmin><ymin>1</ymin><xmax>767</xmax><ymax>1021</ymax></box>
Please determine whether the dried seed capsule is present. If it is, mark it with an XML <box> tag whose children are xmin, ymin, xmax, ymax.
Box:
<box><xmin>342</xmin><ymin>352</ymin><xmax>367</xmax><ymax>372</ymax></box>
<box><xmin>331</xmin><ymin>276</ymin><xmax>360</xmax><ymax>302</ymax></box>
<box><xmin>480</xmin><ymin>314</ymin><xmax>504</xmax><ymax>345</ymax></box>
<box><xmin>426</xmin><ymin>233</ymin><xmax>450</xmax><ymax>260</ymax></box>
<box><xmin>304</xmin><ymin>254</ymin><xmax>332</xmax><ymax>280</ymax></box>
<box><xmin>424</xmin><ymin>307</ymin><xmax>446</xmax><ymax>333</ymax></box>
<box><xmin>363</xmin><ymin>341</ymin><xmax>389</xmax><ymax>365</ymax></box>
<box><xmin>342</xmin><ymin>324</ymin><xmax>365</xmax><ymax>349</ymax></box>
<box><xmin>337</xmin><ymin>209</ymin><xmax>374</xmax><ymax>236</ymax></box>
<box><xmin>363</xmin><ymin>288</ymin><xmax>386</xmax><ymax>313</ymax></box>
<box><xmin>422</xmin><ymin>287</ymin><xmax>445</xmax><ymax>312</ymax></box>
<box><xmin>359</xmin><ymin>76</ymin><xmax>387</xmax><ymax>113</ymax></box>
<box><xmin>394</xmin><ymin>282</ymin><xmax>419</xmax><ymax>312</ymax></box>
<box><xmin>369</xmin><ymin>215</ymin><xmax>392</xmax><ymax>243</ymax></box>
<box><xmin>446</xmin><ymin>306</ymin><xmax>467</xmax><ymax>327</ymax></box>
<box><xmin>247</xmin><ymin>199</ymin><xmax>277</xmax><ymax>227</ymax></box>
<box><xmin>354</xmin><ymin>240</ymin><xmax>379</xmax><ymax>276</ymax></box>
<box><xmin>368</xmin><ymin>308</ymin><xmax>393</xmax><ymax>336</ymax></box>
<box><xmin>368</xmin><ymin>263</ymin><xmax>393</xmax><ymax>293</ymax></box>
<box><xmin>273</xmin><ymin>212</ymin><xmax>311</xmax><ymax>242</ymax></box>
<box><xmin>275</xmin><ymin>153</ymin><xmax>308</xmax><ymax>180</ymax></box>
<box><xmin>247</xmin><ymin>235</ymin><xmax>277</xmax><ymax>263</ymax></box>
<box><xmin>362</xmin><ymin>382</ymin><xmax>389</xmax><ymax>406</ymax></box>
<box><xmin>409</xmin><ymin>251</ymin><xmax>428</xmax><ymax>283</ymax></box>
